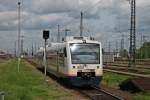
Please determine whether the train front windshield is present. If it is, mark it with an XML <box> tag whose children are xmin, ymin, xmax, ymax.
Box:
<box><xmin>70</xmin><ymin>43</ymin><xmax>100</xmax><ymax>64</ymax></box>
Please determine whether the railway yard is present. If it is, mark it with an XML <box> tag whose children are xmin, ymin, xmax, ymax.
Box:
<box><xmin>0</xmin><ymin>38</ymin><xmax>150</xmax><ymax>100</ymax></box>
<box><xmin>0</xmin><ymin>58</ymin><xmax>149</xmax><ymax>100</ymax></box>
<box><xmin>30</xmin><ymin>58</ymin><xmax>150</xmax><ymax>100</ymax></box>
<box><xmin>1</xmin><ymin>0</ymin><xmax>150</xmax><ymax>100</ymax></box>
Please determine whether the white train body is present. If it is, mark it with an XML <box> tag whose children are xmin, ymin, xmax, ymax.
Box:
<box><xmin>37</xmin><ymin>36</ymin><xmax>103</xmax><ymax>86</ymax></box>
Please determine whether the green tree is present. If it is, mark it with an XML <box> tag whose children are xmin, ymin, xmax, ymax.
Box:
<box><xmin>120</xmin><ymin>49</ymin><xmax>128</xmax><ymax>58</ymax></box>
<box><xmin>137</xmin><ymin>42</ymin><xmax>150</xmax><ymax>59</ymax></box>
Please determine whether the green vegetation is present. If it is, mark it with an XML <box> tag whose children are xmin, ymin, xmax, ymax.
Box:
<box><xmin>134</xmin><ymin>93</ymin><xmax>150</xmax><ymax>100</ymax></box>
<box><xmin>102</xmin><ymin>72</ymin><xmax>131</xmax><ymax>89</ymax></box>
<box><xmin>119</xmin><ymin>49</ymin><xmax>128</xmax><ymax>58</ymax></box>
<box><xmin>137</xmin><ymin>42</ymin><xmax>150</xmax><ymax>59</ymax></box>
<box><xmin>112</xmin><ymin>42</ymin><xmax>150</xmax><ymax>60</ymax></box>
<box><xmin>0</xmin><ymin>59</ymin><xmax>74</xmax><ymax>100</ymax></box>
<box><xmin>102</xmin><ymin>72</ymin><xmax>150</xmax><ymax>100</ymax></box>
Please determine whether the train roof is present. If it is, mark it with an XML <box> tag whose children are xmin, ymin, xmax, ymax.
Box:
<box><xmin>64</xmin><ymin>36</ymin><xmax>95</xmax><ymax>42</ymax></box>
<box><xmin>47</xmin><ymin>42</ymin><xmax>65</xmax><ymax>51</ymax></box>
<box><xmin>37</xmin><ymin>36</ymin><xmax>100</xmax><ymax>53</ymax></box>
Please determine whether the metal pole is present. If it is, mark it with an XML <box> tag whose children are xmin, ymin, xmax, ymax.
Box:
<box><xmin>115</xmin><ymin>41</ymin><xmax>118</xmax><ymax>57</ymax></box>
<box><xmin>43</xmin><ymin>30</ymin><xmax>49</xmax><ymax>78</ymax></box>
<box><xmin>14</xmin><ymin>41</ymin><xmax>16</xmax><ymax>57</ymax></box>
<box><xmin>17</xmin><ymin>1</ymin><xmax>21</xmax><ymax>72</ymax></box>
<box><xmin>65</xmin><ymin>29</ymin><xmax>70</xmax><ymax>37</ymax></box>
<box><xmin>108</xmin><ymin>42</ymin><xmax>111</xmax><ymax>54</ymax></box>
<box><xmin>80</xmin><ymin>12</ymin><xmax>83</xmax><ymax>36</ymax></box>
<box><xmin>65</xmin><ymin>29</ymin><xmax>67</xmax><ymax>37</ymax></box>
<box><xmin>56</xmin><ymin>51</ymin><xmax>59</xmax><ymax>72</ymax></box>
<box><xmin>57</xmin><ymin>24</ymin><xmax>60</xmax><ymax>42</ymax></box>
<box><xmin>31</xmin><ymin>43</ymin><xmax>34</xmax><ymax>56</ymax></box>
<box><xmin>133</xmin><ymin>0</ymin><xmax>136</xmax><ymax>66</ymax></box>
<box><xmin>121</xmin><ymin>34</ymin><xmax>125</xmax><ymax>57</ymax></box>
<box><xmin>21</xmin><ymin>37</ymin><xmax>23</xmax><ymax>56</ymax></box>
<box><xmin>129</xmin><ymin>0</ymin><xmax>136</xmax><ymax>67</ymax></box>
<box><xmin>44</xmin><ymin>39</ymin><xmax>47</xmax><ymax>76</ymax></box>
<box><xmin>140</xmin><ymin>33</ymin><xmax>143</xmax><ymax>58</ymax></box>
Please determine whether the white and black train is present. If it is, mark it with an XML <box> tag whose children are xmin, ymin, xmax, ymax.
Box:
<box><xmin>36</xmin><ymin>36</ymin><xmax>103</xmax><ymax>87</ymax></box>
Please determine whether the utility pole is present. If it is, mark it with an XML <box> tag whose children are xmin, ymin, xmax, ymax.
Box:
<box><xmin>80</xmin><ymin>12</ymin><xmax>83</xmax><ymax>37</ymax></box>
<box><xmin>121</xmin><ymin>34</ymin><xmax>125</xmax><ymax>57</ymax></box>
<box><xmin>14</xmin><ymin>41</ymin><xmax>17</xmax><ymax>57</ymax></box>
<box><xmin>17</xmin><ymin>1</ymin><xmax>21</xmax><ymax>72</ymax></box>
<box><xmin>108</xmin><ymin>42</ymin><xmax>111</xmax><ymax>54</ymax></box>
<box><xmin>140</xmin><ymin>33</ymin><xmax>143</xmax><ymax>46</ymax></box>
<box><xmin>143</xmin><ymin>35</ymin><xmax>147</xmax><ymax>43</ymax></box>
<box><xmin>31</xmin><ymin>43</ymin><xmax>34</xmax><ymax>56</ymax></box>
<box><xmin>34</xmin><ymin>43</ymin><xmax>37</xmax><ymax>54</ymax></box>
<box><xmin>115</xmin><ymin>41</ymin><xmax>118</xmax><ymax>57</ymax></box>
<box><xmin>65</xmin><ymin>29</ymin><xmax>70</xmax><ymax>37</ymax></box>
<box><xmin>140</xmin><ymin>33</ymin><xmax>143</xmax><ymax>59</ymax></box>
<box><xmin>121</xmin><ymin>34</ymin><xmax>125</xmax><ymax>51</ymax></box>
<box><xmin>116</xmin><ymin>41</ymin><xmax>118</xmax><ymax>53</ymax></box>
<box><xmin>57</xmin><ymin>25</ymin><xmax>60</xmax><ymax>42</ymax></box>
<box><xmin>20</xmin><ymin>36</ymin><xmax>24</xmax><ymax>56</ymax></box>
<box><xmin>21</xmin><ymin>38</ymin><xmax>23</xmax><ymax>56</ymax></box>
<box><xmin>27</xmin><ymin>48</ymin><xmax>29</xmax><ymax>56</ymax></box>
<box><xmin>129</xmin><ymin>0</ymin><xmax>136</xmax><ymax>67</ymax></box>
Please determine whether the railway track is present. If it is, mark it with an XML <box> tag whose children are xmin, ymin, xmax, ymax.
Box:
<box><xmin>104</xmin><ymin>64</ymin><xmax>150</xmax><ymax>70</ymax></box>
<box><xmin>78</xmin><ymin>86</ymin><xmax>124</xmax><ymax>100</ymax></box>
<box><xmin>104</xmin><ymin>68</ymin><xmax>150</xmax><ymax>78</ymax></box>
<box><xmin>104</xmin><ymin>66</ymin><xmax>144</xmax><ymax>74</ymax></box>
<box><xmin>103</xmin><ymin>64</ymin><xmax>150</xmax><ymax>77</ymax></box>
<box><xmin>26</xmin><ymin>59</ymin><xmax>125</xmax><ymax>100</ymax></box>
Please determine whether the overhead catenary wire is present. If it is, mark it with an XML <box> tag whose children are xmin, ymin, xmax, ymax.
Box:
<box><xmin>61</xmin><ymin>0</ymin><xmax>103</xmax><ymax>35</ymax></box>
<box><xmin>82</xmin><ymin>0</ymin><xmax>103</xmax><ymax>14</ymax></box>
<box><xmin>79</xmin><ymin>0</ymin><xmax>103</xmax><ymax>36</ymax></box>
<box><xmin>50</xmin><ymin>0</ymin><xmax>104</xmax><ymax>35</ymax></box>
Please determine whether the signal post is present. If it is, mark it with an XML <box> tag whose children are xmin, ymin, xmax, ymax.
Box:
<box><xmin>43</xmin><ymin>30</ymin><xmax>49</xmax><ymax>76</ymax></box>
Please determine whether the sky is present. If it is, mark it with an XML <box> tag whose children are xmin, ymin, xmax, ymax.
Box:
<box><xmin>0</xmin><ymin>0</ymin><xmax>150</xmax><ymax>53</ymax></box>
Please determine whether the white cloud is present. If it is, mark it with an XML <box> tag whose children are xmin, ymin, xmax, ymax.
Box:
<box><xmin>0</xmin><ymin>0</ymin><xmax>150</xmax><ymax>52</ymax></box>
<box><xmin>28</xmin><ymin>0</ymin><xmax>79</xmax><ymax>14</ymax></box>
<box><xmin>0</xmin><ymin>11</ymin><xmax>17</xmax><ymax>22</ymax></box>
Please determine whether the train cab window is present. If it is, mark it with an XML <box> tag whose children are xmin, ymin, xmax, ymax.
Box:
<box><xmin>70</xmin><ymin>43</ymin><xmax>100</xmax><ymax>64</ymax></box>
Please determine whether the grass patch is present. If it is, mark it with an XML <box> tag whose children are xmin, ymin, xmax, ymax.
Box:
<box><xmin>102</xmin><ymin>72</ymin><xmax>131</xmax><ymax>89</ymax></box>
<box><xmin>134</xmin><ymin>93</ymin><xmax>150</xmax><ymax>100</ymax></box>
<box><xmin>0</xmin><ymin>59</ymin><xmax>74</xmax><ymax>100</ymax></box>
<box><xmin>102</xmin><ymin>72</ymin><xmax>150</xmax><ymax>100</ymax></box>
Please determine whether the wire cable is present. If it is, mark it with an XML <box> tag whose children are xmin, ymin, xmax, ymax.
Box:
<box><xmin>83</xmin><ymin>0</ymin><xmax>103</xmax><ymax>14</ymax></box>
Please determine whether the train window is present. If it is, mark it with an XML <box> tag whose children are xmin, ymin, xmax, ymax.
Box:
<box><xmin>70</xmin><ymin>43</ymin><xmax>100</xmax><ymax>64</ymax></box>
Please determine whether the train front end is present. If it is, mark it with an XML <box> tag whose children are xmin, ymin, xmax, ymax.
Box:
<box><xmin>65</xmin><ymin>37</ymin><xmax>103</xmax><ymax>87</ymax></box>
